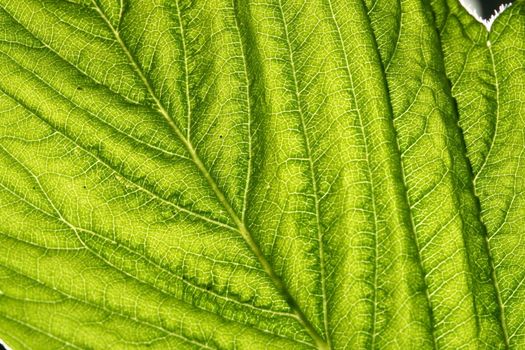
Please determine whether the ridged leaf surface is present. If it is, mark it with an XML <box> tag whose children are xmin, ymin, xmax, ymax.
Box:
<box><xmin>0</xmin><ymin>0</ymin><xmax>523</xmax><ymax>349</ymax></box>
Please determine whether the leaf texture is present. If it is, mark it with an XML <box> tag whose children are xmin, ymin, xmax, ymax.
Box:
<box><xmin>367</xmin><ymin>0</ymin><xmax>505</xmax><ymax>348</ymax></box>
<box><xmin>0</xmin><ymin>0</ymin><xmax>523</xmax><ymax>349</ymax></box>
<box><xmin>431</xmin><ymin>0</ymin><xmax>525</xmax><ymax>347</ymax></box>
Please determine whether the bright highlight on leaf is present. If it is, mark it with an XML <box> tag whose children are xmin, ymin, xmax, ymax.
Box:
<box><xmin>0</xmin><ymin>0</ymin><xmax>524</xmax><ymax>349</ymax></box>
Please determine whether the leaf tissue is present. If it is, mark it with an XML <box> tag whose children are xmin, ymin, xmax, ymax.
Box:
<box><xmin>0</xmin><ymin>0</ymin><xmax>524</xmax><ymax>349</ymax></box>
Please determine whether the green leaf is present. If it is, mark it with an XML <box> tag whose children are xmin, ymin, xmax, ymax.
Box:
<box><xmin>0</xmin><ymin>0</ymin><xmax>523</xmax><ymax>349</ymax></box>
<box><xmin>430</xmin><ymin>0</ymin><xmax>525</xmax><ymax>347</ymax></box>
<box><xmin>366</xmin><ymin>0</ymin><xmax>505</xmax><ymax>347</ymax></box>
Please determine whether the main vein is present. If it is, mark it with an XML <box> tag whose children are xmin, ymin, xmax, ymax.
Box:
<box><xmin>91</xmin><ymin>2</ymin><xmax>327</xmax><ymax>348</ymax></box>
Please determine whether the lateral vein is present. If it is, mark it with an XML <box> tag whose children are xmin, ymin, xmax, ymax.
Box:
<box><xmin>276</xmin><ymin>1</ymin><xmax>330</xmax><ymax>348</ymax></box>
<box><xmin>325</xmin><ymin>1</ymin><xmax>380</xmax><ymax>347</ymax></box>
<box><xmin>473</xmin><ymin>42</ymin><xmax>510</xmax><ymax>348</ymax></box>
<box><xmin>0</xmin><ymin>84</ymin><xmax>236</xmax><ymax>233</ymax></box>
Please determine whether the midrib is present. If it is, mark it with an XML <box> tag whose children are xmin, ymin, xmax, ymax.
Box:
<box><xmin>92</xmin><ymin>2</ymin><xmax>328</xmax><ymax>349</ymax></box>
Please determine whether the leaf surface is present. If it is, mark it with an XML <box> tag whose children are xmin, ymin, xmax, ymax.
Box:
<box><xmin>431</xmin><ymin>0</ymin><xmax>525</xmax><ymax>347</ymax></box>
<box><xmin>0</xmin><ymin>0</ymin><xmax>523</xmax><ymax>349</ymax></box>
